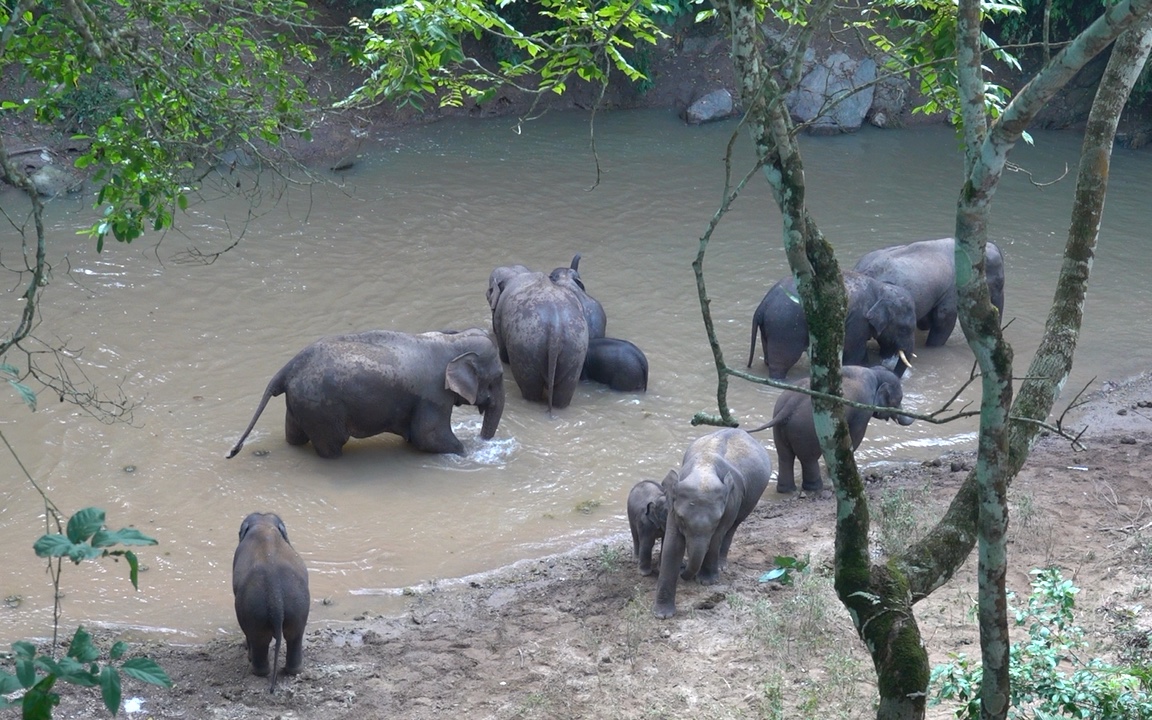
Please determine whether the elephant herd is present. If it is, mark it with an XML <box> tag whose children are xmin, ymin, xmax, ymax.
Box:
<box><xmin>225</xmin><ymin>238</ymin><xmax>1005</xmax><ymax>683</ymax></box>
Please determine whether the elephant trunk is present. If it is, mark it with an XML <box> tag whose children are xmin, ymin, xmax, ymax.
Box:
<box><xmin>479</xmin><ymin>381</ymin><xmax>505</xmax><ymax>440</ymax></box>
<box><xmin>681</xmin><ymin>535</ymin><xmax>709</xmax><ymax>580</ymax></box>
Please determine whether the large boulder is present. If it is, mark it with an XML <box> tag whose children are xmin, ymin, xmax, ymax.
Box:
<box><xmin>684</xmin><ymin>89</ymin><xmax>736</xmax><ymax>125</ymax></box>
<box><xmin>787</xmin><ymin>52</ymin><xmax>876</xmax><ymax>134</ymax></box>
<box><xmin>30</xmin><ymin>164</ymin><xmax>82</xmax><ymax>197</ymax></box>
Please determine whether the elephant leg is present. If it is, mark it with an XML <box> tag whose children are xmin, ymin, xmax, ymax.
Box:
<box><xmin>766</xmin><ymin>345</ymin><xmax>804</xmax><ymax>380</ymax></box>
<box><xmin>925</xmin><ymin>305</ymin><xmax>958</xmax><ymax>346</ymax></box>
<box><xmin>717</xmin><ymin>520</ymin><xmax>742</xmax><ymax>571</ymax></box>
<box><xmin>409</xmin><ymin>404</ymin><xmax>465</xmax><ymax>454</ymax></box>
<box><xmin>307</xmin><ymin>423</ymin><xmax>350</xmax><ymax>459</ymax></box>
<box><xmin>775</xmin><ymin>433</ymin><xmax>797</xmax><ymax>493</ymax></box>
<box><xmin>638</xmin><ymin>533</ymin><xmax>657</xmax><ymax>576</ymax></box>
<box><xmin>799</xmin><ymin>456</ymin><xmax>824</xmax><ymax>493</ymax></box>
<box><xmin>284</xmin><ymin>633</ymin><xmax>304</xmax><ymax>675</ymax></box>
<box><xmin>246</xmin><ymin>631</ymin><xmax>273</xmax><ymax>677</ymax></box>
<box><xmin>284</xmin><ymin>410</ymin><xmax>309</xmax><ymax>446</ymax></box>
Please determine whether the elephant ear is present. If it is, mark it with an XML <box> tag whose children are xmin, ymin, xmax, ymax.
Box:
<box><xmin>865</xmin><ymin>298</ymin><xmax>892</xmax><ymax>335</ymax></box>
<box><xmin>446</xmin><ymin>351</ymin><xmax>482</xmax><ymax>404</ymax></box>
<box><xmin>275</xmin><ymin>517</ymin><xmax>291</xmax><ymax>544</ymax></box>
<box><xmin>660</xmin><ymin>468</ymin><xmax>679</xmax><ymax>492</ymax></box>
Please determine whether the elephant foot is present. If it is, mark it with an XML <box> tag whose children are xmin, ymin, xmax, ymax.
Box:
<box><xmin>638</xmin><ymin>564</ymin><xmax>654</xmax><ymax>576</ymax></box>
<box><xmin>697</xmin><ymin>571</ymin><xmax>720</xmax><ymax>586</ymax></box>
<box><xmin>250</xmin><ymin>663</ymin><xmax>270</xmax><ymax>678</ymax></box>
<box><xmin>775</xmin><ymin>483</ymin><xmax>796</xmax><ymax>494</ymax></box>
<box><xmin>283</xmin><ymin>663</ymin><xmax>303</xmax><ymax>676</ymax></box>
<box><xmin>653</xmin><ymin>600</ymin><xmax>676</xmax><ymax>619</ymax></box>
<box><xmin>801</xmin><ymin>483</ymin><xmax>824</xmax><ymax>494</ymax></box>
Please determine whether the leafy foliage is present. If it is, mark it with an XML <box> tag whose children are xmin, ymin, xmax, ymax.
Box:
<box><xmin>0</xmin><ymin>0</ymin><xmax>321</xmax><ymax>249</ymax></box>
<box><xmin>341</xmin><ymin>0</ymin><xmax>670</xmax><ymax>110</ymax></box>
<box><xmin>932</xmin><ymin>568</ymin><xmax>1152</xmax><ymax>719</ymax></box>
<box><xmin>0</xmin><ymin>508</ymin><xmax>167</xmax><ymax>719</ymax></box>
<box><xmin>857</xmin><ymin>0</ymin><xmax>1025</xmax><ymax>125</ymax></box>
<box><xmin>759</xmin><ymin>554</ymin><xmax>811</xmax><ymax>586</ymax></box>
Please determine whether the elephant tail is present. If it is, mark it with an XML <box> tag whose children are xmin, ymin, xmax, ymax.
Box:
<box><xmin>545</xmin><ymin>330</ymin><xmax>561</xmax><ymax>414</ymax></box>
<box><xmin>748</xmin><ymin>304</ymin><xmax>764</xmax><ymax>368</ymax></box>
<box><xmin>268</xmin><ymin>597</ymin><xmax>286</xmax><ymax>693</ymax></box>
<box><xmin>227</xmin><ymin>369</ymin><xmax>288</xmax><ymax>459</ymax></box>
<box><xmin>744</xmin><ymin>414</ymin><xmax>781</xmax><ymax>434</ymax></box>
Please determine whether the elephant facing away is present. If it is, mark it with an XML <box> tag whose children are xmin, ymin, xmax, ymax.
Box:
<box><xmin>227</xmin><ymin>328</ymin><xmax>505</xmax><ymax>459</ymax></box>
<box><xmin>549</xmin><ymin>254</ymin><xmax>607</xmax><ymax>340</ymax></box>
<box><xmin>583</xmin><ymin>337</ymin><xmax>649</xmax><ymax>392</ymax></box>
<box><xmin>232</xmin><ymin>512</ymin><xmax>310</xmax><ymax>693</ymax></box>
<box><xmin>748</xmin><ymin>271</ymin><xmax>917</xmax><ymax>379</ymax></box>
<box><xmin>853</xmin><ymin>237</ymin><xmax>1005</xmax><ymax>347</ymax></box>
<box><xmin>627</xmin><ymin>472</ymin><xmax>672</xmax><ymax>576</ymax></box>
<box><xmin>489</xmin><ymin>268</ymin><xmax>589</xmax><ymax>411</ymax></box>
<box><xmin>654</xmin><ymin>428</ymin><xmax>773</xmax><ymax>619</ymax></box>
<box><xmin>752</xmin><ymin>365</ymin><xmax>914</xmax><ymax>494</ymax></box>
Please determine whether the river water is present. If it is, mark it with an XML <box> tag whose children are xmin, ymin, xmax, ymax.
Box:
<box><xmin>1</xmin><ymin>109</ymin><xmax>1149</xmax><ymax>644</ymax></box>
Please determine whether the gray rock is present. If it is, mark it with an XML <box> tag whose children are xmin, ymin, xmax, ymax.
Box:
<box><xmin>684</xmin><ymin>89</ymin><xmax>736</xmax><ymax>125</ymax></box>
<box><xmin>788</xmin><ymin>53</ymin><xmax>876</xmax><ymax>134</ymax></box>
<box><xmin>30</xmin><ymin>165</ymin><xmax>82</xmax><ymax>197</ymax></box>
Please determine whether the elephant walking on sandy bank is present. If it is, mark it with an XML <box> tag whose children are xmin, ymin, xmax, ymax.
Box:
<box><xmin>227</xmin><ymin>328</ymin><xmax>505</xmax><ymax>459</ymax></box>
<box><xmin>627</xmin><ymin>472</ymin><xmax>672</xmax><ymax>576</ymax></box>
<box><xmin>653</xmin><ymin>429</ymin><xmax>772</xmax><ymax>618</ymax></box>
<box><xmin>751</xmin><ymin>365</ymin><xmax>914</xmax><ymax>494</ymax></box>
<box><xmin>233</xmin><ymin>512</ymin><xmax>310</xmax><ymax>692</ymax></box>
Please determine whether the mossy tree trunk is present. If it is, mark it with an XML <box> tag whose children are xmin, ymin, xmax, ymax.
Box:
<box><xmin>700</xmin><ymin>0</ymin><xmax>1152</xmax><ymax>718</ymax></box>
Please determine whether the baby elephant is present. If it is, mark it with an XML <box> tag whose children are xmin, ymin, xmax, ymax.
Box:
<box><xmin>583</xmin><ymin>337</ymin><xmax>649</xmax><ymax>392</ymax></box>
<box><xmin>233</xmin><ymin>512</ymin><xmax>310</xmax><ymax>692</ymax></box>
<box><xmin>753</xmin><ymin>365</ymin><xmax>914</xmax><ymax>494</ymax></box>
<box><xmin>627</xmin><ymin>471</ymin><xmax>673</xmax><ymax>575</ymax></box>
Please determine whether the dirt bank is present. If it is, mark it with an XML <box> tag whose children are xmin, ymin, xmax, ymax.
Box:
<box><xmin>37</xmin><ymin>371</ymin><xmax>1152</xmax><ymax>719</ymax></box>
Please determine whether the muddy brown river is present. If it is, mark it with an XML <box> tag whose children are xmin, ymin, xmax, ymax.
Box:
<box><xmin>1</xmin><ymin>110</ymin><xmax>1149</xmax><ymax>644</ymax></box>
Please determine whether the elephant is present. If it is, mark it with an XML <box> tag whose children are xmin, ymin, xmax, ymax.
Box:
<box><xmin>747</xmin><ymin>270</ymin><xmax>917</xmax><ymax>380</ymax></box>
<box><xmin>227</xmin><ymin>328</ymin><xmax>505</xmax><ymax>459</ymax></box>
<box><xmin>549</xmin><ymin>254</ymin><xmax>607</xmax><ymax>340</ymax></box>
<box><xmin>653</xmin><ymin>428</ymin><xmax>773</xmax><ymax>619</ymax></box>
<box><xmin>627</xmin><ymin>472</ymin><xmax>672</xmax><ymax>575</ymax></box>
<box><xmin>583</xmin><ymin>337</ymin><xmax>648</xmax><ymax>392</ymax></box>
<box><xmin>232</xmin><ymin>512</ymin><xmax>310</xmax><ymax>692</ymax></box>
<box><xmin>488</xmin><ymin>267</ymin><xmax>589</xmax><ymax>410</ymax></box>
<box><xmin>751</xmin><ymin>365</ymin><xmax>914</xmax><ymax>495</ymax></box>
<box><xmin>853</xmin><ymin>237</ymin><xmax>1006</xmax><ymax>347</ymax></box>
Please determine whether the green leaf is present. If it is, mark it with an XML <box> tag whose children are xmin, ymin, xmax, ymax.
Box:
<box><xmin>0</xmin><ymin>671</ymin><xmax>23</xmax><ymax>694</ymax></box>
<box><xmin>110</xmin><ymin>641</ymin><xmax>128</xmax><ymax>661</ymax></box>
<box><xmin>12</xmin><ymin>641</ymin><xmax>36</xmax><ymax>660</ymax></box>
<box><xmin>100</xmin><ymin>666</ymin><xmax>122</xmax><ymax>716</ymax></box>
<box><xmin>54</xmin><ymin>657</ymin><xmax>98</xmax><ymax>687</ymax></box>
<box><xmin>758</xmin><ymin>568</ymin><xmax>788</xmax><ymax>583</ymax></box>
<box><xmin>67</xmin><ymin>508</ymin><xmax>106</xmax><ymax>544</ymax></box>
<box><xmin>91</xmin><ymin>528</ymin><xmax>158</xmax><ymax>548</ymax></box>
<box><xmin>120</xmin><ymin>657</ymin><xmax>172</xmax><ymax>687</ymax></box>
<box><xmin>126</xmin><ymin>550</ymin><xmax>141</xmax><ymax>590</ymax></box>
<box><xmin>33</xmin><ymin>533</ymin><xmax>74</xmax><ymax>558</ymax></box>
<box><xmin>67</xmin><ymin>626</ymin><xmax>100</xmax><ymax>663</ymax></box>
<box><xmin>16</xmin><ymin>657</ymin><xmax>37</xmax><ymax>689</ymax></box>
<box><xmin>21</xmin><ymin>676</ymin><xmax>59</xmax><ymax>720</ymax></box>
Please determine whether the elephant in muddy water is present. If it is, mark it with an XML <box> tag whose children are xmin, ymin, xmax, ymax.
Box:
<box><xmin>751</xmin><ymin>365</ymin><xmax>914</xmax><ymax>495</ymax></box>
<box><xmin>627</xmin><ymin>471</ymin><xmax>673</xmax><ymax>576</ymax></box>
<box><xmin>227</xmin><ymin>328</ymin><xmax>505</xmax><ymax>459</ymax></box>
<box><xmin>748</xmin><ymin>270</ymin><xmax>917</xmax><ymax>379</ymax></box>
<box><xmin>583</xmin><ymin>337</ymin><xmax>648</xmax><ymax>392</ymax></box>
<box><xmin>232</xmin><ymin>512</ymin><xmax>310</xmax><ymax>693</ymax></box>
<box><xmin>653</xmin><ymin>428</ymin><xmax>772</xmax><ymax>619</ymax></box>
<box><xmin>853</xmin><ymin>237</ymin><xmax>1005</xmax><ymax>347</ymax></box>
<box><xmin>488</xmin><ymin>265</ymin><xmax>589</xmax><ymax>410</ymax></box>
<box><xmin>549</xmin><ymin>254</ymin><xmax>607</xmax><ymax>340</ymax></box>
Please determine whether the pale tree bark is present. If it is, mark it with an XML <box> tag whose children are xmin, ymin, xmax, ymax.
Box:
<box><xmin>698</xmin><ymin>0</ymin><xmax>1152</xmax><ymax>718</ymax></box>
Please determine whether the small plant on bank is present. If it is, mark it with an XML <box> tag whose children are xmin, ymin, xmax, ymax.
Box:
<box><xmin>758</xmin><ymin>554</ymin><xmax>810</xmax><ymax>586</ymax></box>
<box><xmin>931</xmin><ymin>567</ymin><xmax>1152</xmax><ymax>719</ymax></box>
<box><xmin>0</xmin><ymin>507</ymin><xmax>171</xmax><ymax>718</ymax></box>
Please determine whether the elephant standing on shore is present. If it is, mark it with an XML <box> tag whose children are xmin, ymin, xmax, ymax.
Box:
<box><xmin>227</xmin><ymin>328</ymin><xmax>505</xmax><ymax>459</ymax></box>
<box><xmin>748</xmin><ymin>271</ymin><xmax>917</xmax><ymax>379</ymax></box>
<box><xmin>751</xmin><ymin>365</ymin><xmax>914</xmax><ymax>494</ymax></box>
<box><xmin>233</xmin><ymin>512</ymin><xmax>310</xmax><ymax>692</ymax></box>
<box><xmin>654</xmin><ymin>429</ymin><xmax>772</xmax><ymax>619</ymax></box>
<box><xmin>488</xmin><ymin>265</ymin><xmax>589</xmax><ymax>410</ymax></box>
<box><xmin>853</xmin><ymin>237</ymin><xmax>1005</xmax><ymax>346</ymax></box>
<box><xmin>627</xmin><ymin>472</ymin><xmax>672</xmax><ymax>576</ymax></box>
